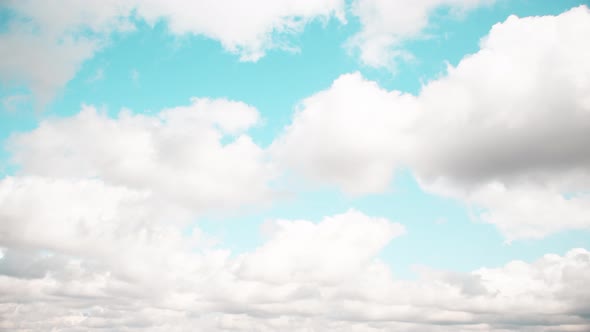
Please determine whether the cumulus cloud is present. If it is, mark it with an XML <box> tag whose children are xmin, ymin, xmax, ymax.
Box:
<box><xmin>274</xmin><ymin>6</ymin><xmax>590</xmax><ymax>239</ymax></box>
<box><xmin>272</xmin><ymin>72</ymin><xmax>417</xmax><ymax>194</ymax></box>
<box><xmin>348</xmin><ymin>0</ymin><xmax>494</xmax><ymax>69</ymax></box>
<box><xmin>7</xmin><ymin>98</ymin><xmax>276</xmax><ymax>212</ymax></box>
<box><xmin>413</xmin><ymin>6</ymin><xmax>590</xmax><ymax>187</ymax></box>
<box><xmin>0</xmin><ymin>0</ymin><xmax>344</xmax><ymax>106</ymax></box>
<box><xmin>409</xmin><ymin>5</ymin><xmax>590</xmax><ymax>240</ymax></box>
<box><xmin>237</xmin><ymin>209</ymin><xmax>405</xmax><ymax>283</ymax></box>
<box><xmin>0</xmin><ymin>191</ymin><xmax>588</xmax><ymax>331</ymax></box>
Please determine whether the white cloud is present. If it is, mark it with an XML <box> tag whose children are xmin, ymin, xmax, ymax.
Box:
<box><xmin>0</xmin><ymin>184</ymin><xmax>588</xmax><ymax>331</ymax></box>
<box><xmin>411</xmin><ymin>5</ymin><xmax>590</xmax><ymax>239</ymax></box>
<box><xmin>274</xmin><ymin>6</ymin><xmax>590</xmax><ymax>239</ymax></box>
<box><xmin>134</xmin><ymin>0</ymin><xmax>345</xmax><ymax>61</ymax></box>
<box><xmin>422</xmin><ymin>179</ymin><xmax>590</xmax><ymax>242</ymax></box>
<box><xmin>0</xmin><ymin>0</ymin><xmax>345</xmax><ymax>106</ymax></box>
<box><xmin>4</xmin><ymin>0</ymin><xmax>346</xmax><ymax>58</ymax></box>
<box><xmin>236</xmin><ymin>209</ymin><xmax>405</xmax><ymax>283</ymax></box>
<box><xmin>348</xmin><ymin>0</ymin><xmax>494</xmax><ymax>69</ymax></box>
<box><xmin>0</xmin><ymin>176</ymin><xmax>205</xmax><ymax>260</ymax></box>
<box><xmin>413</xmin><ymin>6</ymin><xmax>590</xmax><ymax>188</ymax></box>
<box><xmin>272</xmin><ymin>72</ymin><xmax>417</xmax><ymax>195</ymax></box>
<box><xmin>8</xmin><ymin>98</ymin><xmax>276</xmax><ymax>212</ymax></box>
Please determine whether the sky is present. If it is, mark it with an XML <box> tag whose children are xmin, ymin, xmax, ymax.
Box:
<box><xmin>0</xmin><ymin>0</ymin><xmax>590</xmax><ymax>331</ymax></box>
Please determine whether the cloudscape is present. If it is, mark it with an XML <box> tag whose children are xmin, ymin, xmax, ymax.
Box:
<box><xmin>1</xmin><ymin>1</ymin><xmax>589</xmax><ymax>331</ymax></box>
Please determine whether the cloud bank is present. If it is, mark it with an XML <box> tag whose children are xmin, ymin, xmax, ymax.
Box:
<box><xmin>1</xmin><ymin>195</ymin><xmax>589</xmax><ymax>331</ymax></box>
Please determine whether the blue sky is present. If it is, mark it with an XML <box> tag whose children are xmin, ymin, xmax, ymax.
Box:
<box><xmin>1</xmin><ymin>1</ymin><xmax>590</xmax><ymax>331</ymax></box>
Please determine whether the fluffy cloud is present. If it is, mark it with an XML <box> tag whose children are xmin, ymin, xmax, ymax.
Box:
<box><xmin>410</xmin><ymin>5</ymin><xmax>590</xmax><ymax>240</ymax></box>
<box><xmin>0</xmin><ymin>176</ymin><xmax>198</xmax><ymax>257</ymax></box>
<box><xmin>348</xmin><ymin>0</ymin><xmax>494</xmax><ymax>68</ymax></box>
<box><xmin>236</xmin><ymin>209</ymin><xmax>405</xmax><ymax>283</ymax></box>
<box><xmin>0</xmin><ymin>192</ymin><xmax>588</xmax><ymax>331</ymax></box>
<box><xmin>0</xmin><ymin>0</ymin><xmax>344</xmax><ymax>106</ymax></box>
<box><xmin>272</xmin><ymin>73</ymin><xmax>417</xmax><ymax>194</ymax></box>
<box><xmin>413</xmin><ymin>6</ymin><xmax>590</xmax><ymax>187</ymax></box>
<box><xmin>274</xmin><ymin>6</ymin><xmax>590</xmax><ymax>239</ymax></box>
<box><xmin>7</xmin><ymin>98</ymin><xmax>275</xmax><ymax>212</ymax></box>
<box><xmin>423</xmin><ymin>180</ymin><xmax>590</xmax><ymax>241</ymax></box>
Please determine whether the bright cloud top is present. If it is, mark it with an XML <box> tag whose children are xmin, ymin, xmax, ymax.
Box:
<box><xmin>275</xmin><ymin>6</ymin><xmax>590</xmax><ymax>239</ymax></box>
<box><xmin>8</xmin><ymin>99</ymin><xmax>275</xmax><ymax>212</ymax></box>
